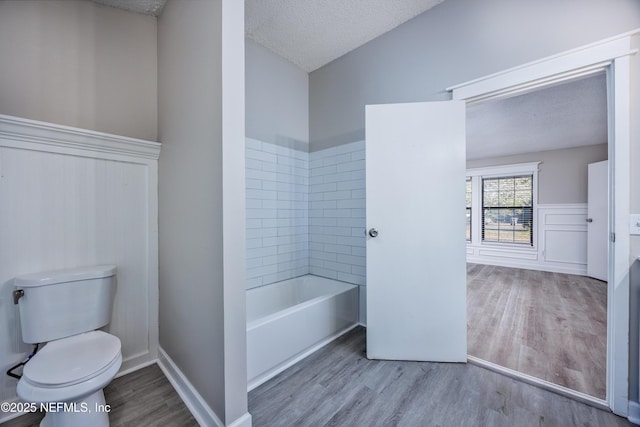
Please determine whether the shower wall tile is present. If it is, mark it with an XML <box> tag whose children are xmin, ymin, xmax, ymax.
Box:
<box><xmin>309</xmin><ymin>141</ymin><xmax>366</xmax><ymax>286</ymax></box>
<box><xmin>245</xmin><ymin>137</ymin><xmax>309</xmax><ymax>289</ymax></box>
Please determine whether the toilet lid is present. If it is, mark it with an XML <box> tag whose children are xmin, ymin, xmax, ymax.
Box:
<box><xmin>23</xmin><ymin>331</ymin><xmax>121</xmax><ymax>386</ymax></box>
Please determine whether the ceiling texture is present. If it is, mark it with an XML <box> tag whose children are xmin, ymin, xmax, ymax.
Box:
<box><xmin>466</xmin><ymin>74</ymin><xmax>608</xmax><ymax>160</ymax></box>
<box><xmin>92</xmin><ymin>0</ymin><xmax>608</xmax><ymax>159</ymax></box>
<box><xmin>245</xmin><ymin>0</ymin><xmax>445</xmax><ymax>72</ymax></box>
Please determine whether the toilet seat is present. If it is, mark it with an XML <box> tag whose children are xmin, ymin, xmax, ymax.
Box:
<box><xmin>17</xmin><ymin>331</ymin><xmax>122</xmax><ymax>404</ymax></box>
<box><xmin>23</xmin><ymin>331</ymin><xmax>121</xmax><ymax>387</ymax></box>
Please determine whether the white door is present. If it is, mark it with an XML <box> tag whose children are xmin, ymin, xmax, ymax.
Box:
<box><xmin>587</xmin><ymin>160</ymin><xmax>608</xmax><ymax>282</ymax></box>
<box><xmin>365</xmin><ymin>101</ymin><xmax>467</xmax><ymax>362</ymax></box>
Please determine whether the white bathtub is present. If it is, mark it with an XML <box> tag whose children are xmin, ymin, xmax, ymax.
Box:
<box><xmin>246</xmin><ymin>274</ymin><xmax>359</xmax><ymax>390</ymax></box>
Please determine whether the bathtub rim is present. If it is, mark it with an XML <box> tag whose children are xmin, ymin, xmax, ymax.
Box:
<box><xmin>246</xmin><ymin>275</ymin><xmax>359</xmax><ymax>331</ymax></box>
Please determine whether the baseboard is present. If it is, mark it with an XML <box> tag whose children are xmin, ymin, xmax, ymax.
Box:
<box><xmin>248</xmin><ymin>323</ymin><xmax>358</xmax><ymax>392</ymax></box>
<box><xmin>157</xmin><ymin>347</ymin><xmax>224</xmax><ymax>427</ymax></box>
<box><xmin>116</xmin><ymin>356</ymin><xmax>158</xmax><ymax>379</ymax></box>
<box><xmin>466</xmin><ymin>256</ymin><xmax>587</xmax><ymax>276</ymax></box>
<box><xmin>628</xmin><ymin>401</ymin><xmax>640</xmax><ymax>425</ymax></box>
<box><xmin>228</xmin><ymin>412</ymin><xmax>253</xmax><ymax>427</ymax></box>
<box><xmin>0</xmin><ymin>397</ymin><xmax>24</xmax><ymax>424</ymax></box>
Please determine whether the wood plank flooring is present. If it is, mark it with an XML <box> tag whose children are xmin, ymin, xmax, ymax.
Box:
<box><xmin>2</xmin><ymin>364</ymin><xmax>197</xmax><ymax>427</ymax></box>
<box><xmin>467</xmin><ymin>263</ymin><xmax>607</xmax><ymax>399</ymax></box>
<box><xmin>249</xmin><ymin>326</ymin><xmax>629</xmax><ymax>427</ymax></box>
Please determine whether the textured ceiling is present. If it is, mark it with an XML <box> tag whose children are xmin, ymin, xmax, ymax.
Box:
<box><xmin>246</xmin><ymin>0</ymin><xmax>446</xmax><ymax>72</ymax></box>
<box><xmin>466</xmin><ymin>73</ymin><xmax>607</xmax><ymax>160</ymax></box>
<box><xmin>92</xmin><ymin>0</ymin><xmax>167</xmax><ymax>16</ymax></box>
<box><xmin>91</xmin><ymin>0</ymin><xmax>605</xmax><ymax>160</ymax></box>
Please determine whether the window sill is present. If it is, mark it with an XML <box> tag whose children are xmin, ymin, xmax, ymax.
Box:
<box><xmin>467</xmin><ymin>242</ymin><xmax>537</xmax><ymax>252</ymax></box>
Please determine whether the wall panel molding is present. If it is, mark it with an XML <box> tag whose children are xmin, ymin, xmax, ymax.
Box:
<box><xmin>467</xmin><ymin>203</ymin><xmax>588</xmax><ymax>276</ymax></box>
<box><xmin>0</xmin><ymin>114</ymin><xmax>160</xmax><ymax>414</ymax></box>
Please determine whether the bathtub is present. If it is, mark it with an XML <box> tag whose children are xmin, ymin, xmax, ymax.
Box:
<box><xmin>246</xmin><ymin>274</ymin><xmax>359</xmax><ymax>390</ymax></box>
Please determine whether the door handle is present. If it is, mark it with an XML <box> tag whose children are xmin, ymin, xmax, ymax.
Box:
<box><xmin>368</xmin><ymin>228</ymin><xmax>379</xmax><ymax>238</ymax></box>
<box><xmin>586</xmin><ymin>218</ymin><xmax>593</xmax><ymax>223</ymax></box>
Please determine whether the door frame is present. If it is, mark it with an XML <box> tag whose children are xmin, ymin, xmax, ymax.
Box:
<box><xmin>447</xmin><ymin>29</ymin><xmax>637</xmax><ymax>416</ymax></box>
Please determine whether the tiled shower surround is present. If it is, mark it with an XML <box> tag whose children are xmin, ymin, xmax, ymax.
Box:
<box><xmin>245</xmin><ymin>138</ymin><xmax>366</xmax><ymax>289</ymax></box>
<box><xmin>245</xmin><ymin>138</ymin><xmax>309</xmax><ymax>289</ymax></box>
<box><xmin>308</xmin><ymin>141</ymin><xmax>366</xmax><ymax>285</ymax></box>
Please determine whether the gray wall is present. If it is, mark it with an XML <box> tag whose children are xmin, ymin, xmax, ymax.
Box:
<box><xmin>158</xmin><ymin>0</ymin><xmax>247</xmax><ymax>424</ymax></box>
<box><xmin>467</xmin><ymin>144</ymin><xmax>608</xmax><ymax>205</ymax></box>
<box><xmin>309</xmin><ymin>0</ymin><xmax>640</xmax><ymax>150</ymax></box>
<box><xmin>0</xmin><ymin>0</ymin><xmax>157</xmax><ymax>141</ymax></box>
<box><xmin>246</xmin><ymin>39</ymin><xmax>309</xmax><ymax>147</ymax></box>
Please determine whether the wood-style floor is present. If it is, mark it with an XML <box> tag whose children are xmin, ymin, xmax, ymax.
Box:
<box><xmin>249</xmin><ymin>326</ymin><xmax>630</xmax><ymax>426</ymax></box>
<box><xmin>2</xmin><ymin>364</ymin><xmax>197</xmax><ymax>427</ymax></box>
<box><xmin>467</xmin><ymin>263</ymin><xmax>607</xmax><ymax>398</ymax></box>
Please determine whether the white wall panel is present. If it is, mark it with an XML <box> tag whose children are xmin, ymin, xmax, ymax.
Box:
<box><xmin>0</xmin><ymin>115</ymin><xmax>159</xmax><ymax>412</ymax></box>
<box><xmin>467</xmin><ymin>204</ymin><xmax>588</xmax><ymax>275</ymax></box>
<box><xmin>544</xmin><ymin>230</ymin><xmax>588</xmax><ymax>265</ymax></box>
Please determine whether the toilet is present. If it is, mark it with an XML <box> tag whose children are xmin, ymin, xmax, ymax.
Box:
<box><xmin>13</xmin><ymin>265</ymin><xmax>122</xmax><ymax>427</ymax></box>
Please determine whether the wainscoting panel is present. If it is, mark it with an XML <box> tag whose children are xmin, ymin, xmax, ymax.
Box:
<box><xmin>0</xmin><ymin>115</ymin><xmax>160</xmax><ymax>415</ymax></box>
<box><xmin>539</xmin><ymin>204</ymin><xmax>588</xmax><ymax>269</ymax></box>
<box><xmin>543</xmin><ymin>230</ymin><xmax>588</xmax><ymax>265</ymax></box>
<box><xmin>467</xmin><ymin>204</ymin><xmax>588</xmax><ymax>275</ymax></box>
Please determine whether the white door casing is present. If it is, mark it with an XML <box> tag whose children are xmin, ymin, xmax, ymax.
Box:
<box><xmin>587</xmin><ymin>160</ymin><xmax>608</xmax><ymax>282</ymax></box>
<box><xmin>448</xmin><ymin>30</ymin><xmax>636</xmax><ymax>415</ymax></box>
<box><xmin>365</xmin><ymin>101</ymin><xmax>467</xmax><ymax>362</ymax></box>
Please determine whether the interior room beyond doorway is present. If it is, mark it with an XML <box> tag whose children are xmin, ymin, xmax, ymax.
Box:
<box><xmin>464</xmin><ymin>73</ymin><xmax>609</xmax><ymax>400</ymax></box>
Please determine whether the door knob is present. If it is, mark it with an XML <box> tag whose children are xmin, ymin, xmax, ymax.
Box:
<box><xmin>586</xmin><ymin>218</ymin><xmax>593</xmax><ymax>223</ymax></box>
<box><xmin>368</xmin><ymin>228</ymin><xmax>379</xmax><ymax>238</ymax></box>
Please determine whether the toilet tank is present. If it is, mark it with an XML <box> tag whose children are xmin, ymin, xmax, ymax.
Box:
<box><xmin>14</xmin><ymin>265</ymin><xmax>117</xmax><ymax>344</ymax></box>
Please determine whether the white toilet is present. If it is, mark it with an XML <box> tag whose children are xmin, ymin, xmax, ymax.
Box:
<box><xmin>13</xmin><ymin>265</ymin><xmax>122</xmax><ymax>427</ymax></box>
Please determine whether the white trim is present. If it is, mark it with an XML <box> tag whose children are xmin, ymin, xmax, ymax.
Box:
<box><xmin>447</xmin><ymin>29</ymin><xmax>639</xmax><ymax>102</ymax></box>
<box><xmin>629</xmin><ymin>401</ymin><xmax>640</xmax><ymax>425</ymax></box>
<box><xmin>466</xmin><ymin>161</ymin><xmax>541</xmax><ymax>177</ymax></box>
<box><xmin>0</xmin><ymin>397</ymin><xmax>26</xmax><ymax>424</ymax></box>
<box><xmin>609</xmin><ymin>50</ymin><xmax>632</xmax><ymax>417</ymax></box>
<box><xmin>115</xmin><ymin>358</ymin><xmax>158</xmax><ymax>379</ymax></box>
<box><xmin>466</xmin><ymin>162</ymin><xmax>539</xmax><ymax>249</ymax></box>
<box><xmin>452</xmin><ymin>29</ymin><xmax>638</xmax><ymax>415</ymax></box>
<box><xmin>467</xmin><ymin>355</ymin><xmax>609</xmax><ymax>411</ymax></box>
<box><xmin>228</xmin><ymin>413</ymin><xmax>253</xmax><ymax>427</ymax></box>
<box><xmin>158</xmin><ymin>348</ymin><xmax>225</xmax><ymax>427</ymax></box>
<box><xmin>0</xmin><ymin>114</ymin><xmax>161</xmax><ymax>161</ymax></box>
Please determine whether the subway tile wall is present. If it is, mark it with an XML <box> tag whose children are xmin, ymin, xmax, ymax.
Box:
<box><xmin>309</xmin><ymin>141</ymin><xmax>366</xmax><ymax>285</ymax></box>
<box><xmin>245</xmin><ymin>138</ymin><xmax>366</xmax><ymax>289</ymax></box>
<box><xmin>245</xmin><ymin>138</ymin><xmax>309</xmax><ymax>289</ymax></box>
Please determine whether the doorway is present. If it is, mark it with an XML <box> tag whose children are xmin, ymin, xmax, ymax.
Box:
<box><xmin>463</xmin><ymin>73</ymin><xmax>609</xmax><ymax>401</ymax></box>
<box><xmin>364</xmin><ymin>32</ymin><xmax>633</xmax><ymax>417</ymax></box>
<box><xmin>448</xmin><ymin>34</ymin><xmax>634</xmax><ymax>415</ymax></box>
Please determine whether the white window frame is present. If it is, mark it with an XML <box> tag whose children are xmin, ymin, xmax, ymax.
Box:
<box><xmin>466</xmin><ymin>162</ymin><xmax>540</xmax><ymax>250</ymax></box>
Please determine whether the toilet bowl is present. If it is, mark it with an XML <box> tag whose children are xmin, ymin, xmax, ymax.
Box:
<box><xmin>13</xmin><ymin>266</ymin><xmax>121</xmax><ymax>427</ymax></box>
<box><xmin>17</xmin><ymin>331</ymin><xmax>121</xmax><ymax>427</ymax></box>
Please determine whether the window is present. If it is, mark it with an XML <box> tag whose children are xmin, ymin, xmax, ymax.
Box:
<box><xmin>482</xmin><ymin>175</ymin><xmax>533</xmax><ymax>245</ymax></box>
<box><xmin>465</xmin><ymin>177</ymin><xmax>471</xmax><ymax>241</ymax></box>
